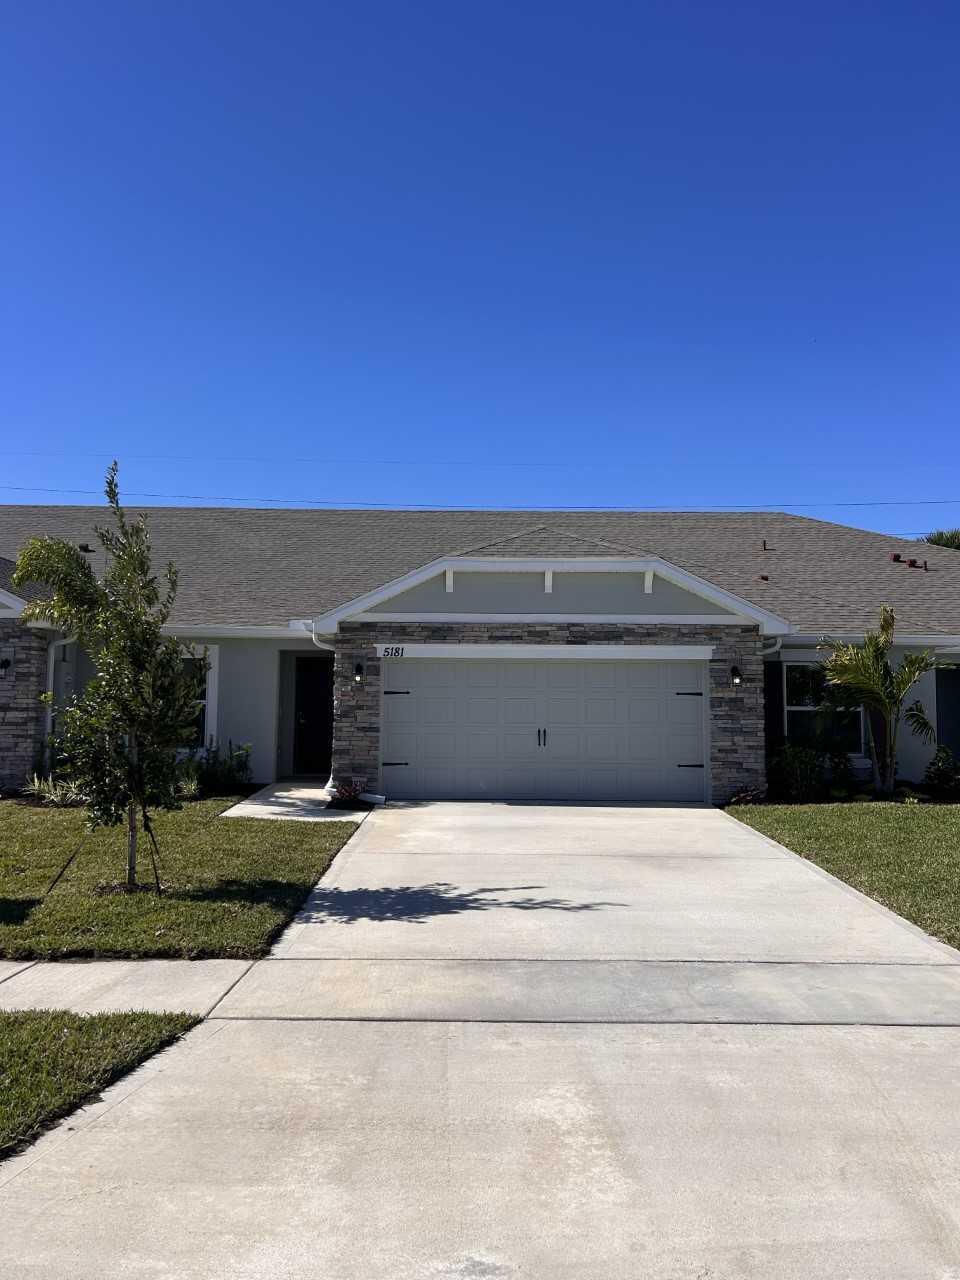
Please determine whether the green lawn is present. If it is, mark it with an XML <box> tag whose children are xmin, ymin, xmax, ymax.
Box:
<box><xmin>0</xmin><ymin>1009</ymin><xmax>196</xmax><ymax>1159</ymax></box>
<box><xmin>729</xmin><ymin>802</ymin><xmax>960</xmax><ymax>950</ymax></box>
<box><xmin>0</xmin><ymin>797</ymin><xmax>356</xmax><ymax>959</ymax></box>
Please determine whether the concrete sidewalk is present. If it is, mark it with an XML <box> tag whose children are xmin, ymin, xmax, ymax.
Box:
<box><xmin>220</xmin><ymin>782</ymin><xmax>368</xmax><ymax>823</ymax></box>
<box><xmin>0</xmin><ymin>958</ymin><xmax>251</xmax><ymax>1015</ymax></box>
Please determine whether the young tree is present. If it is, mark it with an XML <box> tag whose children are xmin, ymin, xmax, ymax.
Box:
<box><xmin>819</xmin><ymin>606</ymin><xmax>935</xmax><ymax>798</ymax></box>
<box><xmin>920</xmin><ymin>529</ymin><xmax>960</xmax><ymax>550</ymax></box>
<box><xmin>13</xmin><ymin>463</ymin><xmax>205</xmax><ymax>889</ymax></box>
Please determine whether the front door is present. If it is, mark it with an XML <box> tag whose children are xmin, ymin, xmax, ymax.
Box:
<box><xmin>293</xmin><ymin>656</ymin><xmax>334</xmax><ymax>777</ymax></box>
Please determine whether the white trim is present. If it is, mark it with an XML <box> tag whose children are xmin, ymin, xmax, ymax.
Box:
<box><xmin>375</xmin><ymin>643</ymin><xmax>715</xmax><ymax>661</ymax></box>
<box><xmin>643</xmin><ymin>570</ymin><xmax>653</xmax><ymax>594</ymax></box>
<box><xmin>311</xmin><ymin>554</ymin><xmax>794</xmax><ymax>636</ymax></box>
<box><xmin>444</xmin><ymin>568</ymin><xmax>454</xmax><ymax>593</ymax></box>
<box><xmin>544</xmin><ymin>570</ymin><xmax>553</xmax><ymax>594</ymax></box>
<box><xmin>789</xmin><ymin>632</ymin><xmax>960</xmax><ymax>649</ymax></box>
<box><xmin>357</xmin><ymin>612</ymin><xmax>745</xmax><ymax>625</ymax></box>
<box><xmin>204</xmin><ymin>644</ymin><xmax>220</xmax><ymax>746</ymax></box>
<box><xmin>0</xmin><ymin>586</ymin><xmax>25</xmax><ymax>615</ymax></box>
<box><xmin>164</xmin><ymin>624</ymin><xmax>314</xmax><ymax>639</ymax></box>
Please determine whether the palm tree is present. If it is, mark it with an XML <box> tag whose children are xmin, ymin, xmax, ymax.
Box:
<box><xmin>819</xmin><ymin>606</ymin><xmax>935</xmax><ymax>798</ymax></box>
<box><xmin>920</xmin><ymin>529</ymin><xmax>960</xmax><ymax>550</ymax></box>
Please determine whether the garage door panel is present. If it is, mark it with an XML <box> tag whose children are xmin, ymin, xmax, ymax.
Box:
<box><xmin>626</xmin><ymin>694</ymin><xmax>663</xmax><ymax>725</ymax></box>
<box><xmin>667</xmin><ymin>663</ymin><xmax>704</xmax><ymax>692</ymax></box>
<box><xmin>465</xmin><ymin>697</ymin><xmax>499</xmax><ymax>726</ymax></box>
<box><xmin>380</xmin><ymin>657</ymin><xmax>706</xmax><ymax>802</ymax></box>
<box><xmin>544</xmin><ymin>694</ymin><xmax>579</xmax><ymax>724</ymax></box>
<box><xmin>383</xmin><ymin>696</ymin><xmax>416</xmax><ymax>725</ymax></box>
<box><xmin>669</xmin><ymin>697</ymin><xmax>703</xmax><ymax>727</ymax></box>
<box><xmin>417</xmin><ymin>730</ymin><xmax>459</xmax><ymax>761</ymax></box>
<box><xmin>583</xmin><ymin>696</ymin><xmax>619</xmax><ymax>726</ymax></box>
<box><xmin>421</xmin><ymin>696</ymin><xmax>456</xmax><ymax>725</ymax></box>
<box><xmin>461</xmin><ymin>730</ymin><xmax>500</xmax><ymax>763</ymax></box>
<box><xmin>465</xmin><ymin>664</ymin><xmax>499</xmax><ymax>688</ymax></box>
<box><xmin>583</xmin><ymin>665</ymin><xmax>618</xmax><ymax>690</ymax></box>
<box><xmin>501</xmin><ymin>729</ymin><xmax>540</xmax><ymax>761</ymax></box>
<box><xmin>544</xmin><ymin>727</ymin><xmax>581</xmax><ymax>760</ymax></box>
<box><xmin>502</xmin><ymin>697</ymin><xmax>538</xmax><ymax>725</ymax></box>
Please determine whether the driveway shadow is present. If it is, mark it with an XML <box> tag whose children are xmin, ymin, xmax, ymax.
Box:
<box><xmin>296</xmin><ymin>883</ymin><xmax>623</xmax><ymax>925</ymax></box>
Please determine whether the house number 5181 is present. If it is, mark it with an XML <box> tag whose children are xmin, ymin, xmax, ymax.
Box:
<box><xmin>382</xmin><ymin>646</ymin><xmax>405</xmax><ymax>658</ymax></box>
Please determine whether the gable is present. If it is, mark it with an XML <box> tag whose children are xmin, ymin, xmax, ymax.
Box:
<box><xmin>366</xmin><ymin>570</ymin><xmax>737</xmax><ymax>617</ymax></box>
<box><xmin>313</xmin><ymin>553</ymin><xmax>792</xmax><ymax>634</ymax></box>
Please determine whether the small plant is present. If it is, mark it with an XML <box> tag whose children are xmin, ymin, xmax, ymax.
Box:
<box><xmin>329</xmin><ymin>778</ymin><xmax>371</xmax><ymax>810</ymax></box>
<box><xmin>23</xmin><ymin>773</ymin><xmax>87</xmax><ymax>808</ymax></box>
<box><xmin>923</xmin><ymin>745</ymin><xmax>960</xmax><ymax>800</ymax></box>
<box><xmin>183</xmin><ymin>740</ymin><xmax>252</xmax><ymax>796</ymax></box>
<box><xmin>767</xmin><ymin>745</ymin><xmax>827</xmax><ymax>803</ymax></box>
<box><xmin>176</xmin><ymin>771</ymin><xmax>201</xmax><ymax>800</ymax></box>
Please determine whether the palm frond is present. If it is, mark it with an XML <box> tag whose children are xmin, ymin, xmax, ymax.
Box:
<box><xmin>904</xmin><ymin>700</ymin><xmax>936</xmax><ymax>744</ymax></box>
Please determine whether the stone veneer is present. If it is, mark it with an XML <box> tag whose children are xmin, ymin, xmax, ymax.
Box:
<box><xmin>332</xmin><ymin>622</ymin><xmax>765</xmax><ymax>805</ymax></box>
<box><xmin>0</xmin><ymin>619</ymin><xmax>49</xmax><ymax>793</ymax></box>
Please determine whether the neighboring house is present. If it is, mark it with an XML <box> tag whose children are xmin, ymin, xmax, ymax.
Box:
<box><xmin>1</xmin><ymin>508</ymin><xmax>959</xmax><ymax>801</ymax></box>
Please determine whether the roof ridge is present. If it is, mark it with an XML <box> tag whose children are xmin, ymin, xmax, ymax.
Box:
<box><xmin>444</xmin><ymin>524</ymin><xmax>654</xmax><ymax>557</ymax></box>
<box><xmin>446</xmin><ymin>524</ymin><xmax>552</xmax><ymax>556</ymax></box>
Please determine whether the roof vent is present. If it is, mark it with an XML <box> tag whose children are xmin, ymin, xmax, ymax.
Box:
<box><xmin>890</xmin><ymin>552</ymin><xmax>902</xmax><ymax>562</ymax></box>
<box><xmin>759</xmin><ymin>574</ymin><xmax>769</xmax><ymax>581</ymax></box>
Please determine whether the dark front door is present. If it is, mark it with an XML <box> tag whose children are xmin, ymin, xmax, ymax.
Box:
<box><xmin>293</xmin><ymin>656</ymin><xmax>334</xmax><ymax>776</ymax></box>
<box><xmin>937</xmin><ymin>668</ymin><xmax>960</xmax><ymax>756</ymax></box>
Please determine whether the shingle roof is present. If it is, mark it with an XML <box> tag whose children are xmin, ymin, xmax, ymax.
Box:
<box><xmin>0</xmin><ymin>555</ymin><xmax>44</xmax><ymax>603</ymax></box>
<box><xmin>0</xmin><ymin>506</ymin><xmax>957</xmax><ymax>635</ymax></box>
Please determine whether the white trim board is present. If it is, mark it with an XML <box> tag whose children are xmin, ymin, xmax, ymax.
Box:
<box><xmin>375</xmin><ymin>643</ymin><xmax>715</xmax><ymax>661</ymax></box>
<box><xmin>313</xmin><ymin>554</ymin><xmax>793</xmax><ymax>636</ymax></box>
<box><xmin>0</xmin><ymin>586</ymin><xmax>25</xmax><ymax>615</ymax></box>
<box><xmin>359</xmin><ymin>612</ymin><xmax>743</xmax><ymax>625</ymax></box>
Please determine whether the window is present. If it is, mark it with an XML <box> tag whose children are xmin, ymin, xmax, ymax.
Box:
<box><xmin>181</xmin><ymin>657</ymin><xmax>207</xmax><ymax>749</ymax></box>
<box><xmin>784</xmin><ymin>662</ymin><xmax>863</xmax><ymax>755</ymax></box>
<box><xmin>180</xmin><ymin>646</ymin><xmax>219</xmax><ymax>750</ymax></box>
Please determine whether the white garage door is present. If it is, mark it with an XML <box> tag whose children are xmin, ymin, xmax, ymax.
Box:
<box><xmin>380</xmin><ymin>658</ymin><xmax>707</xmax><ymax>802</ymax></box>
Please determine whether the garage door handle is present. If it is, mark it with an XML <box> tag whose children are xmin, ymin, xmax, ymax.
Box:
<box><xmin>677</xmin><ymin>763</ymin><xmax>704</xmax><ymax>768</ymax></box>
<box><xmin>537</xmin><ymin>729</ymin><xmax>542</xmax><ymax>747</ymax></box>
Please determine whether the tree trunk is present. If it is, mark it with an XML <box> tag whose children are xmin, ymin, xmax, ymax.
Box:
<box><xmin>126</xmin><ymin>731</ymin><xmax>138</xmax><ymax>888</ymax></box>
<box><xmin>126</xmin><ymin>801</ymin><xmax>138</xmax><ymax>888</ymax></box>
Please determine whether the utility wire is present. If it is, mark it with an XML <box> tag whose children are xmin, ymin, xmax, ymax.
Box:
<box><xmin>1</xmin><ymin>482</ymin><xmax>959</xmax><ymax>513</ymax></box>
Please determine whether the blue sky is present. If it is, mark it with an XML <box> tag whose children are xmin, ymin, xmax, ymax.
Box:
<box><xmin>2</xmin><ymin>1</ymin><xmax>957</xmax><ymax>536</ymax></box>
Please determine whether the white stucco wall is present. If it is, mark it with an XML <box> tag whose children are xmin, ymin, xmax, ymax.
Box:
<box><xmin>185</xmin><ymin>636</ymin><xmax>317</xmax><ymax>783</ymax></box>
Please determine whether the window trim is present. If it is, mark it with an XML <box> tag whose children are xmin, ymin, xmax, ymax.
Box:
<box><xmin>782</xmin><ymin>660</ymin><xmax>866</xmax><ymax>757</ymax></box>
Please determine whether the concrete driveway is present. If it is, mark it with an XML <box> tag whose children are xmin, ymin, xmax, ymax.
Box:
<box><xmin>5</xmin><ymin>804</ymin><xmax>960</xmax><ymax>1278</ymax></box>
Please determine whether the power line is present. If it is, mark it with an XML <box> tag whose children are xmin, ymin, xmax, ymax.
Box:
<box><xmin>0</xmin><ymin>482</ymin><xmax>959</xmax><ymax>513</ymax></box>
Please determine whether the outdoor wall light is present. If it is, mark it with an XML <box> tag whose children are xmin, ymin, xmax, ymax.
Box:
<box><xmin>354</xmin><ymin>663</ymin><xmax>364</xmax><ymax>686</ymax></box>
<box><xmin>731</xmin><ymin>665</ymin><xmax>743</xmax><ymax>686</ymax></box>
<box><xmin>0</xmin><ymin>657</ymin><xmax>10</xmax><ymax>681</ymax></box>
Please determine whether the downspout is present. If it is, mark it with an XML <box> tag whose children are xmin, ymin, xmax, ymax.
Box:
<box><xmin>309</xmin><ymin>620</ymin><xmax>336</xmax><ymax>791</ymax></box>
<box><xmin>44</xmin><ymin>633</ymin><xmax>74</xmax><ymax>765</ymax></box>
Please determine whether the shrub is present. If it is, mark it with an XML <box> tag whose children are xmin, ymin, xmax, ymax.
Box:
<box><xmin>181</xmin><ymin>741</ymin><xmax>252</xmax><ymax>797</ymax></box>
<box><xmin>767</xmin><ymin>746</ymin><xmax>828</xmax><ymax>803</ymax></box>
<box><xmin>924</xmin><ymin>746</ymin><xmax>960</xmax><ymax>800</ymax></box>
<box><xmin>22</xmin><ymin>773</ymin><xmax>87</xmax><ymax>808</ymax></box>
